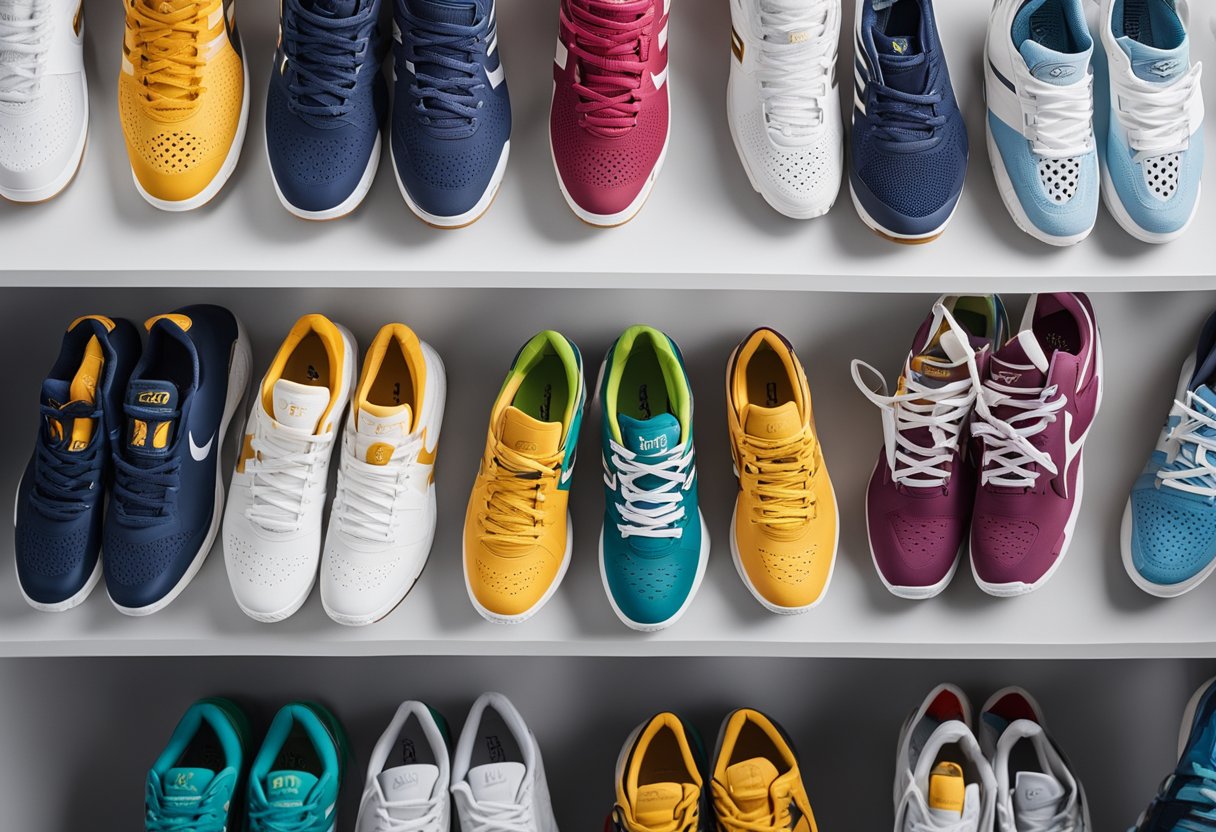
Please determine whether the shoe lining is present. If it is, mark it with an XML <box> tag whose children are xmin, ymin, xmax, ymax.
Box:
<box><xmin>638</xmin><ymin>727</ymin><xmax>691</xmax><ymax>786</ymax></box>
<box><xmin>512</xmin><ymin>351</ymin><xmax>571</xmax><ymax>425</ymax></box>
<box><xmin>1033</xmin><ymin>309</ymin><xmax>1081</xmax><ymax>356</ymax></box>
<box><xmin>744</xmin><ymin>346</ymin><xmax>795</xmax><ymax>411</ymax></box>
<box><xmin>175</xmin><ymin>721</ymin><xmax>225</xmax><ymax>772</ymax></box>
<box><xmin>282</xmin><ymin>331</ymin><xmax>333</xmax><ymax>391</ymax></box>
<box><xmin>271</xmin><ymin>722</ymin><xmax>323</xmax><ymax>776</ymax></box>
<box><xmin>468</xmin><ymin>709</ymin><xmax>523</xmax><ymax>767</ymax></box>
<box><xmin>368</xmin><ymin>344</ymin><xmax>417</xmax><ymax>410</ymax></box>
<box><xmin>619</xmin><ymin>344</ymin><xmax>672</xmax><ymax>422</ymax></box>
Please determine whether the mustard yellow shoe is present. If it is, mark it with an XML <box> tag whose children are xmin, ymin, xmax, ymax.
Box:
<box><xmin>726</xmin><ymin>327</ymin><xmax>838</xmax><ymax>613</ymax></box>
<box><xmin>711</xmin><ymin>709</ymin><xmax>819</xmax><ymax>832</ymax></box>
<box><xmin>610</xmin><ymin>713</ymin><xmax>705</xmax><ymax>832</ymax></box>
<box><xmin>463</xmin><ymin>331</ymin><xmax>586</xmax><ymax>623</ymax></box>
<box><xmin>118</xmin><ymin>0</ymin><xmax>248</xmax><ymax>210</ymax></box>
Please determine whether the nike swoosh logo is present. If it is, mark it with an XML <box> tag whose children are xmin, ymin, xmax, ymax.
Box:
<box><xmin>561</xmin><ymin>465</ymin><xmax>575</xmax><ymax>485</ymax></box>
<box><xmin>190</xmin><ymin>432</ymin><xmax>215</xmax><ymax>462</ymax></box>
<box><xmin>486</xmin><ymin>60</ymin><xmax>505</xmax><ymax>89</ymax></box>
<box><xmin>651</xmin><ymin>66</ymin><xmax>668</xmax><ymax>89</ymax></box>
<box><xmin>601</xmin><ymin>454</ymin><xmax>615</xmax><ymax>489</ymax></box>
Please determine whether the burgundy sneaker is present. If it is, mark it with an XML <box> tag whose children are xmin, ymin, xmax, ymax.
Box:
<box><xmin>854</xmin><ymin>296</ymin><xmax>1008</xmax><ymax>599</ymax></box>
<box><xmin>970</xmin><ymin>292</ymin><xmax>1103</xmax><ymax>596</ymax></box>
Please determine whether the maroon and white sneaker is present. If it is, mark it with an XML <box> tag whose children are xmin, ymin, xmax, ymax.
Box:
<box><xmin>853</xmin><ymin>296</ymin><xmax>1008</xmax><ymax>599</ymax></box>
<box><xmin>970</xmin><ymin>293</ymin><xmax>1103</xmax><ymax>596</ymax></box>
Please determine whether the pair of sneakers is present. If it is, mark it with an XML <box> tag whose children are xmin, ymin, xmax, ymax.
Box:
<box><xmin>223</xmin><ymin>315</ymin><xmax>446</xmax><ymax>626</ymax></box>
<box><xmin>265</xmin><ymin>0</ymin><xmax>510</xmax><ymax>224</ymax></box>
<box><xmin>611</xmin><ymin>708</ymin><xmax>819</xmax><ymax>832</ymax></box>
<box><xmin>356</xmin><ymin>693</ymin><xmax>558</xmax><ymax>832</ymax></box>
<box><xmin>145</xmin><ymin>698</ymin><xmax>350</xmax><ymax>832</ymax></box>
<box><xmin>854</xmin><ymin>293</ymin><xmax>1103</xmax><ymax>599</ymax></box>
<box><xmin>15</xmin><ymin>307</ymin><xmax>250</xmax><ymax>615</ymax></box>
<box><xmin>895</xmin><ymin>684</ymin><xmax>1089</xmax><ymax>832</ymax></box>
<box><xmin>986</xmin><ymin>0</ymin><xmax>1204</xmax><ymax>246</ymax></box>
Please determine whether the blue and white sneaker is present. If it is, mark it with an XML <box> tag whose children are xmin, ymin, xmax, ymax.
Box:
<box><xmin>1131</xmin><ymin>676</ymin><xmax>1216</xmax><ymax>832</ymax></box>
<box><xmin>1096</xmin><ymin>0</ymin><xmax>1204</xmax><ymax>244</ymax></box>
<box><xmin>1123</xmin><ymin>310</ymin><xmax>1216</xmax><ymax>597</ymax></box>
<box><xmin>14</xmin><ymin>315</ymin><xmax>140</xmax><ymax>612</ymax></box>
<box><xmin>850</xmin><ymin>0</ymin><xmax>969</xmax><ymax>244</ymax></box>
<box><xmin>391</xmin><ymin>0</ymin><xmax>511</xmax><ymax>228</ymax></box>
<box><xmin>597</xmin><ymin>325</ymin><xmax>708</xmax><ymax>632</ymax></box>
<box><xmin>985</xmin><ymin>0</ymin><xmax>1098</xmax><ymax>247</ymax></box>
<box><xmin>104</xmin><ymin>307</ymin><xmax>252</xmax><ymax>616</ymax></box>
<box><xmin>265</xmin><ymin>0</ymin><xmax>388</xmax><ymax>220</ymax></box>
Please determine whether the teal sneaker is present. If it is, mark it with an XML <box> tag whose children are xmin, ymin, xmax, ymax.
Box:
<box><xmin>146</xmin><ymin>698</ymin><xmax>250</xmax><ymax>832</ymax></box>
<box><xmin>247</xmin><ymin>702</ymin><xmax>350</xmax><ymax>832</ymax></box>
<box><xmin>597</xmin><ymin>325</ymin><xmax>709</xmax><ymax>631</ymax></box>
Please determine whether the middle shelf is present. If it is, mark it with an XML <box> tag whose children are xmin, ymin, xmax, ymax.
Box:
<box><xmin>0</xmin><ymin>285</ymin><xmax>1211</xmax><ymax>659</ymax></box>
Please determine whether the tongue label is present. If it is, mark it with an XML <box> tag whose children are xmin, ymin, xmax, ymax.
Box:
<box><xmin>467</xmin><ymin>762</ymin><xmax>525</xmax><ymax>803</ymax></box>
<box><xmin>378</xmin><ymin>764</ymin><xmax>440</xmax><ymax>802</ymax></box>
<box><xmin>272</xmin><ymin>379</ymin><xmax>331</xmax><ymax>434</ymax></box>
<box><xmin>267</xmin><ymin>770</ymin><xmax>318</xmax><ymax>808</ymax></box>
<box><xmin>163</xmin><ymin>767</ymin><xmax>215</xmax><ymax>805</ymax></box>
<box><xmin>928</xmin><ymin>762</ymin><xmax>965</xmax><ymax>816</ymax></box>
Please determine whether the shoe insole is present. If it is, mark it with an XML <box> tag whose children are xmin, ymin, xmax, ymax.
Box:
<box><xmin>877</xmin><ymin>0</ymin><xmax>921</xmax><ymax>40</ymax></box>
<box><xmin>638</xmin><ymin>726</ymin><xmax>693</xmax><ymax>786</ymax></box>
<box><xmin>619</xmin><ymin>346</ymin><xmax>671</xmax><ymax>422</ymax></box>
<box><xmin>367</xmin><ymin>344</ymin><xmax>417</xmax><ymax>410</ymax></box>
<box><xmin>1033</xmin><ymin>309</ymin><xmax>1081</xmax><ymax>356</ymax></box>
<box><xmin>745</xmin><ymin>348</ymin><xmax>795</xmax><ymax>410</ymax></box>
<box><xmin>468</xmin><ymin>710</ymin><xmax>523</xmax><ymax>767</ymax></box>
<box><xmin>175</xmin><ymin>722</ymin><xmax>225</xmax><ymax>772</ymax></box>
<box><xmin>390</xmin><ymin>715</ymin><xmax>440</xmax><ymax>768</ymax></box>
<box><xmin>282</xmin><ymin>331</ymin><xmax>332</xmax><ymax>391</ymax></box>
<box><xmin>512</xmin><ymin>352</ymin><xmax>570</xmax><ymax>425</ymax></box>
<box><xmin>271</xmin><ymin>723</ymin><xmax>323</xmax><ymax>776</ymax></box>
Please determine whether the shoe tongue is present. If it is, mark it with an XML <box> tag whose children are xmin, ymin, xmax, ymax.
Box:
<box><xmin>1117</xmin><ymin>35</ymin><xmax>1189</xmax><ymax>83</ymax></box>
<box><xmin>1019</xmin><ymin>38</ymin><xmax>1090</xmax><ymax>86</ymax></box>
<box><xmin>265</xmin><ymin>770</ymin><xmax>320</xmax><ymax>808</ymax></box>
<box><xmin>272</xmin><ymin>379</ymin><xmax>331</xmax><ymax>434</ymax></box>
<box><xmin>124</xmin><ymin>380</ymin><xmax>180</xmax><ymax>459</ymax></box>
<box><xmin>619</xmin><ymin>412</ymin><xmax>680</xmax><ymax>457</ymax></box>
<box><xmin>356</xmin><ymin>402</ymin><xmax>414</xmax><ymax>465</ymax></box>
<box><xmin>467</xmin><ymin>762</ymin><xmax>526</xmax><ymax>803</ymax></box>
<box><xmin>990</xmin><ymin>331</ymin><xmax>1049</xmax><ymax>391</ymax></box>
<box><xmin>909</xmin><ymin>353</ymin><xmax>969</xmax><ymax>388</ymax></box>
<box><xmin>873</xmin><ymin>29</ymin><xmax>927</xmax><ymax>93</ymax></box>
<box><xmin>499</xmin><ymin>406</ymin><xmax>562</xmax><ymax>458</ymax></box>
<box><xmin>724</xmin><ymin>757</ymin><xmax>781</xmax><ymax>815</ymax></box>
<box><xmin>307</xmin><ymin>0</ymin><xmax>359</xmax><ymax>17</ymax></box>
<box><xmin>162</xmin><ymin>768</ymin><xmax>215</xmax><ymax>808</ymax></box>
<box><xmin>743</xmin><ymin>402</ymin><xmax>802</xmax><ymax>440</ymax></box>
<box><xmin>927</xmin><ymin>762</ymin><xmax>968</xmax><ymax>823</ymax></box>
<box><xmin>1012</xmin><ymin>771</ymin><xmax>1065</xmax><ymax>824</ymax></box>
<box><xmin>378</xmin><ymin>764</ymin><xmax>441</xmax><ymax>818</ymax></box>
<box><xmin>633</xmin><ymin>782</ymin><xmax>690</xmax><ymax>826</ymax></box>
<box><xmin>1195</xmin><ymin>386</ymin><xmax>1216</xmax><ymax>411</ymax></box>
<box><xmin>41</xmin><ymin>379</ymin><xmax>96</xmax><ymax>453</ymax></box>
<box><xmin>410</xmin><ymin>0</ymin><xmax>475</xmax><ymax>25</ymax></box>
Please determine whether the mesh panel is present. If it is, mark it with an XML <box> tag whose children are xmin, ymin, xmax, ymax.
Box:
<box><xmin>104</xmin><ymin>529</ymin><xmax>195</xmax><ymax>587</ymax></box>
<box><xmin>888</xmin><ymin>513</ymin><xmax>957</xmax><ymax>570</ymax></box>
<box><xmin>1133</xmin><ymin>491</ymin><xmax>1216</xmax><ymax>581</ymax></box>
<box><xmin>550</xmin><ymin>86</ymin><xmax>668</xmax><ymax>190</ymax></box>
<box><xmin>1037</xmin><ymin>156</ymin><xmax>1081</xmax><ymax>203</ymax></box>
<box><xmin>613</xmin><ymin>552</ymin><xmax>687</xmax><ymax>602</ymax></box>
<box><xmin>856</xmin><ymin>116</ymin><xmax>967</xmax><ymax>218</ymax></box>
<box><xmin>474</xmin><ymin>555</ymin><xmax>545</xmax><ymax>599</ymax></box>
<box><xmin>224</xmin><ymin>532</ymin><xmax>311</xmax><ymax>589</ymax></box>
<box><xmin>972</xmin><ymin>514</ymin><xmax>1040</xmax><ymax>566</ymax></box>
<box><xmin>756</xmin><ymin>544</ymin><xmax>814</xmax><ymax>585</ymax></box>
<box><xmin>395</xmin><ymin>100</ymin><xmax>509</xmax><ymax>190</ymax></box>
<box><xmin>16</xmin><ymin>522</ymin><xmax>89</xmax><ymax>578</ymax></box>
<box><xmin>267</xmin><ymin>101</ymin><xmax>375</xmax><ymax>187</ymax></box>
<box><xmin>1143</xmin><ymin>153</ymin><xmax>1181</xmax><ymax>201</ymax></box>
<box><xmin>325</xmin><ymin>547</ymin><xmax>401</xmax><ymax>592</ymax></box>
<box><xmin>0</xmin><ymin>76</ymin><xmax>76</xmax><ymax>172</ymax></box>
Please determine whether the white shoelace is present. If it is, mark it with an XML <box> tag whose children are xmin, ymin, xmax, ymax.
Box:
<box><xmin>245</xmin><ymin>426</ymin><xmax>333</xmax><ymax>533</ymax></box>
<box><xmin>607</xmin><ymin>438</ymin><xmax>692</xmax><ymax>539</ymax></box>
<box><xmin>1112</xmin><ymin>61</ymin><xmax>1204</xmax><ymax>162</ymax></box>
<box><xmin>971</xmin><ymin>376</ymin><xmax>1066</xmax><ymax>488</ymax></box>
<box><xmin>999</xmin><ymin>802</ymin><xmax>1076</xmax><ymax>832</ymax></box>
<box><xmin>372</xmin><ymin>800</ymin><xmax>445</xmax><ymax>832</ymax></box>
<box><xmin>1019</xmin><ymin>71</ymin><xmax>1094</xmax><ymax>158</ymax></box>
<box><xmin>755</xmin><ymin>0</ymin><xmax>834</xmax><ymax>142</ymax></box>
<box><xmin>902</xmin><ymin>786</ymin><xmax>978</xmax><ymax>832</ymax></box>
<box><xmin>0</xmin><ymin>0</ymin><xmax>50</xmax><ymax>104</ymax></box>
<box><xmin>334</xmin><ymin>435</ymin><xmax>422</xmax><ymax>542</ymax></box>
<box><xmin>1156</xmin><ymin>392</ymin><xmax>1216</xmax><ymax>497</ymax></box>
<box><xmin>461</xmin><ymin>797</ymin><xmax>535</xmax><ymax>832</ymax></box>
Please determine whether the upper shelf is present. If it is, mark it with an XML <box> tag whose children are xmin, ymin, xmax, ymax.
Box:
<box><xmin>1</xmin><ymin>0</ymin><xmax>1216</xmax><ymax>289</ymax></box>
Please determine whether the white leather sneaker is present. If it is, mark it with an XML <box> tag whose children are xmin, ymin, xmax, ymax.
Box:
<box><xmin>321</xmin><ymin>323</ymin><xmax>446</xmax><ymax>627</ymax></box>
<box><xmin>356</xmin><ymin>700</ymin><xmax>452</xmax><ymax>832</ymax></box>
<box><xmin>223</xmin><ymin>314</ymin><xmax>356</xmax><ymax>623</ymax></box>
<box><xmin>0</xmin><ymin>0</ymin><xmax>88</xmax><ymax>201</ymax></box>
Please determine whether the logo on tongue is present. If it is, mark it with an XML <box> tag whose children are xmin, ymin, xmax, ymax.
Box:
<box><xmin>891</xmin><ymin>37</ymin><xmax>909</xmax><ymax>54</ymax></box>
<box><xmin>992</xmin><ymin>369</ymin><xmax>1022</xmax><ymax>385</ymax></box>
<box><xmin>639</xmin><ymin>434</ymin><xmax>668</xmax><ymax>452</ymax></box>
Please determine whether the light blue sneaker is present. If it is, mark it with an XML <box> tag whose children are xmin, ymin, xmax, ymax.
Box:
<box><xmin>597</xmin><ymin>325</ymin><xmax>708</xmax><ymax>632</ymax></box>
<box><xmin>1124</xmin><ymin>310</ymin><xmax>1216</xmax><ymax>597</ymax></box>
<box><xmin>146</xmin><ymin>698</ymin><xmax>250</xmax><ymax>832</ymax></box>
<box><xmin>984</xmin><ymin>0</ymin><xmax>1098</xmax><ymax>246</ymax></box>
<box><xmin>1096</xmin><ymin>0</ymin><xmax>1204</xmax><ymax>244</ymax></box>
<box><xmin>247</xmin><ymin>702</ymin><xmax>349</xmax><ymax>832</ymax></box>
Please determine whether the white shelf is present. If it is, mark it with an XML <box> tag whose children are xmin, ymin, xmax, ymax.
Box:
<box><xmin>1</xmin><ymin>287</ymin><xmax>1215</xmax><ymax>657</ymax></box>
<box><xmin>1</xmin><ymin>0</ymin><xmax>1215</xmax><ymax>288</ymax></box>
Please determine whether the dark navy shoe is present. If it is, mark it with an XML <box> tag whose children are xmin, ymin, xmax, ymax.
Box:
<box><xmin>391</xmin><ymin>0</ymin><xmax>511</xmax><ymax>227</ymax></box>
<box><xmin>104</xmin><ymin>307</ymin><xmax>252</xmax><ymax>616</ymax></box>
<box><xmin>266</xmin><ymin>0</ymin><xmax>388</xmax><ymax>220</ymax></box>
<box><xmin>849</xmin><ymin>0</ymin><xmax>968</xmax><ymax>243</ymax></box>
<box><xmin>14</xmin><ymin>316</ymin><xmax>140</xmax><ymax>611</ymax></box>
<box><xmin>1133</xmin><ymin>676</ymin><xmax>1216</xmax><ymax>832</ymax></box>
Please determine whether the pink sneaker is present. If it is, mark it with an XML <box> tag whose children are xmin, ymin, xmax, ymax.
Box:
<box><xmin>550</xmin><ymin>0</ymin><xmax>670</xmax><ymax>227</ymax></box>
<box><xmin>970</xmin><ymin>293</ymin><xmax>1103</xmax><ymax>596</ymax></box>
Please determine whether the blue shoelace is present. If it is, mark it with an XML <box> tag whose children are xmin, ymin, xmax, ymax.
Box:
<box><xmin>1155</xmin><ymin>762</ymin><xmax>1216</xmax><ymax>831</ymax></box>
<box><xmin>870</xmin><ymin>83</ymin><xmax>945</xmax><ymax>142</ymax></box>
<box><xmin>402</xmin><ymin>9</ymin><xmax>489</xmax><ymax>137</ymax></box>
<box><xmin>283</xmin><ymin>0</ymin><xmax>378</xmax><ymax>118</ymax></box>
<box><xmin>31</xmin><ymin>401</ymin><xmax>104</xmax><ymax>521</ymax></box>
<box><xmin>111</xmin><ymin>404</ymin><xmax>183</xmax><ymax>526</ymax></box>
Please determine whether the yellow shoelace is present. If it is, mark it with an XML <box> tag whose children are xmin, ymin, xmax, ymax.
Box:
<box><xmin>617</xmin><ymin>794</ymin><xmax>700</xmax><ymax>832</ymax></box>
<box><xmin>128</xmin><ymin>0</ymin><xmax>208</xmax><ymax>110</ymax></box>
<box><xmin>478</xmin><ymin>442</ymin><xmax>562</xmax><ymax>554</ymax></box>
<box><xmin>711</xmin><ymin>780</ymin><xmax>792</xmax><ymax>832</ymax></box>
<box><xmin>739</xmin><ymin>430</ymin><xmax>818</xmax><ymax>532</ymax></box>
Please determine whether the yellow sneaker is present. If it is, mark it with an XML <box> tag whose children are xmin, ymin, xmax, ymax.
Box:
<box><xmin>463</xmin><ymin>331</ymin><xmax>585</xmax><ymax>623</ymax></box>
<box><xmin>712</xmin><ymin>709</ymin><xmax>819</xmax><ymax>832</ymax></box>
<box><xmin>726</xmin><ymin>327</ymin><xmax>838</xmax><ymax>613</ymax></box>
<box><xmin>118</xmin><ymin>0</ymin><xmax>248</xmax><ymax>210</ymax></box>
<box><xmin>610</xmin><ymin>713</ymin><xmax>704</xmax><ymax>832</ymax></box>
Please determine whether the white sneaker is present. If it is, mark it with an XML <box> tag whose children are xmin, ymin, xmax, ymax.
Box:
<box><xmin>451</xmin><ymin>693</ymin><xmax>559</xmax><ymax>832</ymax></box>
<box><xmin>356</xmin><ymin>700</ymin><xmax>452</xmax><ymax>832</ymax></box>
<box><xmin>321</xmin><ymin>324</ymin><xmax>446</xmax><ymax>627</ymax></box>
<box><xmin>979</xmin><ymin>688</ymin><xmax>1090</xmax><ymax>832</ymax></box>
<box><xmin>0</xmin><ymin>0</ymin><xmax>86</xmax><ymax>202</ymax></box>
<box><xmin>727</xmin><ymin>0</ymin><xmax>843</xmax><ymax>219</ymax></box>
<box><xmin>223</xmin><ymin>314</ymin><xmax>356</xmax><ymax>623</ymax></box>
<box><xmin>895</xmin><ymin>684</ymin><xmax>997</xmax><ymax>832</ymax></box>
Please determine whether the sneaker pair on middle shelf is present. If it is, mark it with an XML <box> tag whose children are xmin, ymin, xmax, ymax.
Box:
<box><xmin>985</xmin><ymin>0</ymin><xmax>1204</xmax><ymax>246</ymax></box>
<box><xmin>853</xmin><ymin>292</ymin><xmax>1102</xmax><ymax>599</ymax></box>
<box><xmin>223</xmin><ymin>314</ymin><xmax>445</xmax><ymax>625</ymax></box>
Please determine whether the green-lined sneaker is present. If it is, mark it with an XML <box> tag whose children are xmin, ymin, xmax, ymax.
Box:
<box><xmin>247</xmin><ymin>702</ymin><xmax>349</xmax><ymax>832</ymax></box>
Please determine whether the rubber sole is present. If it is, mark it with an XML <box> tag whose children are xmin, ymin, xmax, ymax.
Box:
<box><xmin>848</xmin><ymin>177</ymin><xmax>960</xmax><ymax>245</ymax></box>
<box><xmin>269</xmin><ymin>131</ymin><xmax>382</xmax><ymax>222</ymax></box>
<box><xmin>393</xmin><ymin>139</ymin><xmax>509</xmax><ymax>229</ymax></box>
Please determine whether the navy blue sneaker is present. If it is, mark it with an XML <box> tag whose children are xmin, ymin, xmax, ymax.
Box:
<box><xmin>104</xmin><ymin>307</ymin><xmax>252</xmax><ymax>616</ymax></box>
<box><xmin>1132</xmin><ymin>676</ymin><xmax>1216</xmax><ymax>832</ymax></box>
<box><xmin>391</xmin><ymin>0</ymin><xmax>511</xmax><ymax>228</ymax></box>
<box><xmin>265</xmin><ymin>0</ymin><xmax>388</xmax><ymax>220</ymax></box>
<box><xmin>849</xmin><ymin>0</ymin><xmax>968</xmax><ymax>243</ymax></box>
<box><xmin>14</xmin><ymin>316</ymin><xmax>140</xmax><ymax>612</ymax></box>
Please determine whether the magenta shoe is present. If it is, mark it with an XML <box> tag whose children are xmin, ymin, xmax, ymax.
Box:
<box><xmin>970</xmin><ymin>292</ymin><xmax>1103</xmax><ymax>596</ymax></box>
<box><xmin>853</xmin><ymin>295</ymin><xmax>1008</xmax><ymax>599</ymax></box>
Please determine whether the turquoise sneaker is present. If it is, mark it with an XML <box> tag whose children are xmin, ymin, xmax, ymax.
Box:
<box><xmin>146</xmin><ymin>698</ymin><xmax>250</xmax><ymax>832</ymax></box>
<box><xmin>597</xmin><ymin>325</ymin><xmax>709</xmax><ymax>632</ymax></box>
<box><xmin>247</xmin><ymin>702</ymin><xmax>350</xmax><ymax>832</ymax></box>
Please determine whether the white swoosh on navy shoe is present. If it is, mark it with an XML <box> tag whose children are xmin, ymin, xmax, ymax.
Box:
<box><xmin>190</xmin><ymin>432</ymin><xmax>215</xmax><ymax>461</ymax></box>
<box><xmin>486</xmin><ymin>61</ymin><xmax>505</xmax><ymax>89</ymax></box>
